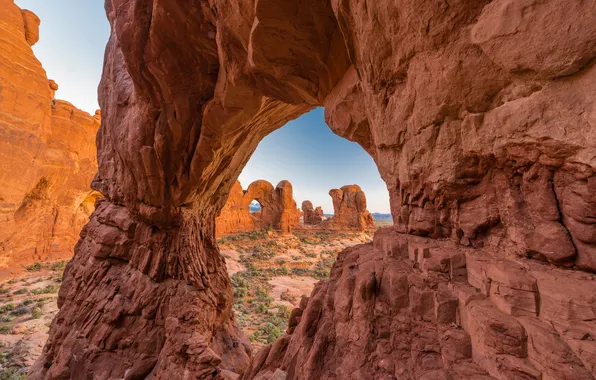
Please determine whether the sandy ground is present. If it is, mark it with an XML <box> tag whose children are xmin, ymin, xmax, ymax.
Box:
<box><xmin>0</xmin><ymin>230</ymin><xmax>376</xmax><ymax>375</ymax></box>
<box><xmin>222</xmin><ymin>249</ymin><xmax>246</xmax><ymax>276</ymax></box>
<box><xmin>0</xmin><ymin>268</ymin><xmax>61</xmax><ymax>377</ymax></box>
<box><xmin>268</xmin><ymin>276</ymin><xmax>319</xmax><ymax>309</ymax></box>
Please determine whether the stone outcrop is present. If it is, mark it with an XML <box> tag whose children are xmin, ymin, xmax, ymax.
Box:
<box><xmin>30</xmin><ymin>0</ymin><xmax>596</xmax><ymax>379</ymax></box>
<box><xmin>325</xmin><ymin>185</ymin><xmax>374</xmax><ymax>231</ymax></box>
<box><xmin>247</xmin><ymin>228</ymin><xmax>596</xmax><ymax>380</ymax></box>
<box><xmin>216</xmin><ymin>180</ymin><xmax>300</xmax><ymax>235</ymax></box>
<box><xmin>301</xmin><ymin>201</ymin><xmax>323</xmax><ymax>225</ymax></box>
<box><xmin>0</xmin><ymin>1</ymin><xmax>99</xmax><ymax>275</ymax></box>
<box><xmin>215</xmin><ymin>181</ymin><xmax>255</xmax><ymax>235</ymax></box>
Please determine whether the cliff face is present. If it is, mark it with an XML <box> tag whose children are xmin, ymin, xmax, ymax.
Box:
<box><xmin>30</xmin><ymin>0</ymin><xmax>596</xmax><ymax>379</ymax></box>
<box><xmin>0</xmin><ymin>0</ymin><xmax>100</xmax><ymax>275</ymax></box>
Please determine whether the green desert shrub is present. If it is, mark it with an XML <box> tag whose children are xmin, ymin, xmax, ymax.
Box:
<box><xmin>0</xmin><ymin>304</ymin><xmax>15</xmax><ymax>314</ymax></box>
<box><xmin>31</xmin><ymin>307</ymin><xmax>42</xmax><ymax>319</ymax></box>
<box><xmin>0</xmin><ymin>367</ymin><xmax>26</xmax><ymax>380</ymax></box>
<box><xmin>31</xmin><ymin>285</ymin><xmax>58</xmax><ymax>295</ymax></box>
<box><xmin>10</xmin><ymin>306</ymin><xmax>30</xmax><ymax>316</ymax></box>
<box><xmin>25</xmin><ymin>262</ymin><xmax>42</xmax><ymax>272</ymax></box>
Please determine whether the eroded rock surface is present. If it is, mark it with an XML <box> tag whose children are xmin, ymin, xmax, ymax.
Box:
<box><xmin>0</xmin><ymin>1</ymin><xmax>99</xmax><ymax>276</ymax></box>
<box><xmin>31</xmin><ymin>0</ymin><xmax>596</xmax><ymax>379</ymax></box>
<box><xmin>216</xmin><ymin>180</ymin><xmax>300</xmax><ymax>235</ymax></box>
<box><xmin>326</xmin><ymin>185</ymin><xmax>375</xmax><ymax>231</ymax></box>
<box><xmin>246</xmin><ymin>229</ymin><xmax>596</xmax><ymax>380</ymax></box>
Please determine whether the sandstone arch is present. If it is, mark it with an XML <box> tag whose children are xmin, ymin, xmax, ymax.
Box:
<box><xmin>216</xmin><ymin>180</ymin><xmax>300</xmax><ymax>235</ymax></box>
<box><xmin>29</xmin><ymin>0</ymin><xmax>596</xmax><ymax>379</ymax></box>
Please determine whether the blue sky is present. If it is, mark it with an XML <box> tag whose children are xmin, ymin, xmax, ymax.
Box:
<box><xmin>16</xmin><ymin>1</ymin><xmax>390</xmax><ymax>213</ymax></box>
<box><xmin>17</xmin><ymin>0</ymin><xmax>109</xmax><ymax>114</ymax></box>
<box><xmin>239</xmin><ymin>109</ymin><xmax>390</xmax><ymax>213</ymax></box>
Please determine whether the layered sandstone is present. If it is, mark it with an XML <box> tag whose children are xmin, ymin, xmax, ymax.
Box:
<box><xmin>326</xmin><ymin>185</ymin><xmax>375</xmax><ymax>231</ymax></box>
<box><xmin>0</xmin><ymin>1</ymin><xmax>99</xmax><ymax>276</ymax></box>
<box><xmin>246</xmin><ymin>229</ymin><xmax>596</xmax><ymax>380</ymax></box>
<box><xmin>301</xmin><ymin>201</ymin><xmax>323</xmax><ymax>225</ymax></box>
<box><xmin>216</xmin><ymin>180</ymin><xmax>300</xmax><ymax>235</ymax></box>
<box><xmin>31</xmin><ymin>0</ymin><xmax>596</xmax><ymax>379</ymax></box>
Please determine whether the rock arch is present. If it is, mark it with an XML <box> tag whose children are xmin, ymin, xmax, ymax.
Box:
<box><xmin>30</xmin><ymin>0</ymin><xmax>596</xmax><ymax>379</ymax></box>
<box><xmin>216</xmin><ymin>180</ymin><xmax>300</xmax><ymax>235</ymax></box>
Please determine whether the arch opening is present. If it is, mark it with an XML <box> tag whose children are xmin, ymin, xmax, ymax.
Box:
<box><xmin>215</xmin><ymin>108</ymin><xmax>390</xmax><ymax>349</ymax></box>
<box><xmin>30</xmin><ymin>0</ymin><xmax>596</xmax><ymax>379</ymax></box>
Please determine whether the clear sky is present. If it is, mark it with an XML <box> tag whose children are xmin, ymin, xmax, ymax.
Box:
<box><xmin>239</xmin><ymin>108</ymin><xmax>390</xmax><ymax>213</ymax></box>
<box><xmin>16</xmin><ymin>1</ymin><xmax>391</xmax><ymax>213</ymax></box>
<box><xmin>16</xmin><ymin>0</ymin><xmax>110</xmax><ymax>114</ymax></box>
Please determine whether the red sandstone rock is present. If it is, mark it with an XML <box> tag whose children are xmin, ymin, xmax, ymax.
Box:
<box><xmin>216</xmin><ymin>181</ymin><xmax>255</xmax><ymax>235</ymax></box>
<box><xmin>301</xmin><ymin>200</ymin><xmax>323</xmax><ymax>225</ymax></box>
<box><xmin>246</xmin><ymin>230</ymin><xmax>596</xmax><ymax>379</ymax></box>
<box><xmin>216</xmin><ymin>180</ymin><xmax>300</xmax><ymax>235</ymax></box>
<box><xmin>30</xmin><ymin>0</ymin><xmax>596</xmax><ymax>378</ymax></box>
<box><xmin>325</xmin><ymin>185</ymin><xmax>374</xmax><ymax>231</ymax></box>
<box><xmin>0</xmin><ymin>1</ymin><xmax>99</xmax><ymax>276</ymax></box>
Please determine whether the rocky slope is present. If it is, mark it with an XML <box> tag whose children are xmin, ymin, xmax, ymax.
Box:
<box><xmin>0</xmin><ymin>0</ymin><xmax>100</xmax><ymax>278</ymax></box>
<box><xmin>246</xmin><ymin>228</ymin><xmax>596</xmax><ymax>379</ymax></box>
<box><xmin>29</xmin><ymin>0</ymin><xmax>596</xmax><ymax>379</ymax></box>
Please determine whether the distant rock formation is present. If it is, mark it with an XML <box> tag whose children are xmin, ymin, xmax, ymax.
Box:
<box><xmin>326</xmin><ymin>185</ymin><xmax>374</xmax><ymax>231</ymax></box>
<box><xmin>301</xmin><ymin>200</ymin><xmax>323</xmax><ymax>225</ymax></box>
<box><xmin>216</xmin><ymin>180</ymin><xmax>300</xmax><ymax>235</ymax></box>
<box><xmin>215</xmin><ymin>181</ymin><xmax>256</xmax><ymax>235</ymax></box>
<box><xmin>0</xmin><ymin>1</ymin><xmax>99</xmax><ymax>275</ymax></box>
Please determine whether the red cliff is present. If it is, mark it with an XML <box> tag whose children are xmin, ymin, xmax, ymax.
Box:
<box><xmin>0</xmin><ymin>0</ymin><xmax>99</xmax><ymax>277</ymax></box>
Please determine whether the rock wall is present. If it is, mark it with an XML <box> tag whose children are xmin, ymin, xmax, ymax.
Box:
<box><xmin>216</xmin><ymin>180</ymin><xmax>300</xmax><ymax>235</ymax></box>
<box><xmin>326</xmin><ymin>184</ymin><xmax>375</xmax><ymax>231</ymax></box>
<box><xmin>246</xmin><ymin>228</ymin><xmax>596</xmax><ymax>380</ymax></box>
<box><xmin>0</xmin><ymin>0</ymin><xmax>100</xmax><ymax>276</ymax></box>
<box><xmin>31</xmin><ymin>0</ymin><xmax>596</xmax><ymax>379</ymax></box>
<box><xmin>302</xmin><ymin>201</ymin><xmax>324</xmax><ymax>225</ymax></box>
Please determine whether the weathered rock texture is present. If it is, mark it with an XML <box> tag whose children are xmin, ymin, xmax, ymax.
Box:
<box><xmin>247</xmin><ymin>229</ymin><xmax>596</xmax><ymax>380</ymax></box>
<box><xmin>326</xmin><ymin>185</ymin><xmax>375</xmax><ymax>231</ymax></box>
<box><xmin>301</xmin><ymin>200</ymin><xmax>324</xmax><ymax>225</ymax></box>
<box><xmin>31</xmin><ymin>0</ymin><xmax>596</xmax><ymax>379</ymax></box>
<box><xmin>216</xmin><ymin>180</ymin><xmax>300</xmax><ymax>235</ymax></box>
<box><xmin>0</xmin><ymin>1</ymin><xmax>100</xmax><ymax>275</ymax></box>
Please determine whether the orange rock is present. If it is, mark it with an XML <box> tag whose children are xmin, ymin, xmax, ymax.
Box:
<box><xmin>216</xmin><ymin>180</ymin><xmax>300</xmax><ymax>235</ymax></box>
<box><xmin>301</xmin><ymin>200</ymin><xmax>323</xmax><ymax>225</ymax></box>
<box><xmin>31</xmin><ymin>0</ymin><xmax>596</xmax><ymax>378</ymax></box>
<box><xmin>216</xmin><ymin>181</ymin><xmax>255</xmax><ymax>235</ymax></box>
<box><xmin>0</xmin><ymin>1</ymin><xmax>99</xmax><ymax>275</ymax></box>
<box><xmin>325</xmin><ymin>185</ymin><xmax>374</xmax><ymax>231</ymax></box>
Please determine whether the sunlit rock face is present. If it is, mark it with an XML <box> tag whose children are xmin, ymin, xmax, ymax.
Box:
<box><xmin>326</xmin><ymin>184</ymin><xmax>375</xmax><ymax>231</ymax></box>
<box><xmin>29</xmin><ymin>0</ymin><xmax>596</xmax><ymax>379</ymax></box>
<box><xmin>0</xmin><ymin>0</ymin><xmax>100</xmax><ymax>276</ymax></box>
<box><xmin>216</xmin><ymin>180</ymin><xmax>300</xmax><ymax>235</ymax></box>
